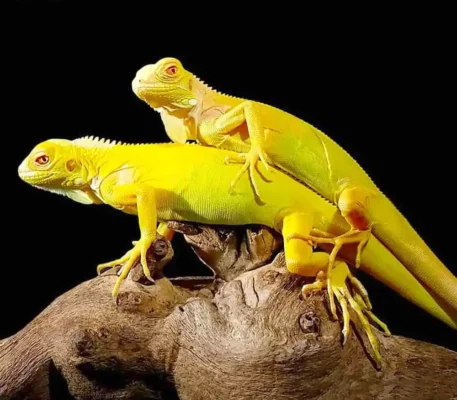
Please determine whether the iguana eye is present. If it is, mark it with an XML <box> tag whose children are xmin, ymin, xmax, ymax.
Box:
<box><xmin>166</xmin><ymin>65</ymin><xmax>178</xmax><ymax>75</ymax></box>
<box><xmin>35</xmin><ymin>154</ymin><xmax>49</xmax><ymax>165</ymax></box>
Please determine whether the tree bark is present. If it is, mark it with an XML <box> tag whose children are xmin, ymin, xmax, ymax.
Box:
<box><xmin>1</xmin><ymin>223</ymin><xmax>456</xmax><ymax>400</ymax></box>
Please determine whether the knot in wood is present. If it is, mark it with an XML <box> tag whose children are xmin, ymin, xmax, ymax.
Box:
<box><xmin>115</xmin><ymin>291</ymin><xmax>144</xmax><ymax>311</ymax></box>
<box><xmin>299</xmin><ymin>311</ymin><xmax>320</xmax><ymax>335</ymax></box>
<box><xmin>98</xmin><ymin>327</ymin><xmax>110</xmax><ymax>340</ymax></box>
<box><xmin>74</xmin><ymin>328</ymin><xmax>96</xmax><ymax>357</ymax></box>
<box><xmin>152</xmin><ymin>238</ymin><xmax>169</xmax><ymax>259</ymax></box>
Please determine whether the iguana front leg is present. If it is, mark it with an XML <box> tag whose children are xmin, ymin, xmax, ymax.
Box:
<box><xmin>96</xmin><ymin>183</ymin><xmax>158</xmax><ymax>298</ymax></box>
<box><xmin>199</xmin><ymin>101</ymin><xmax>272</xmax><ymax>199</ymax></box>
<box><xmin>280</xmin><ymin>211</ymin><xmax>387</xmax><ymax>365</ymax></box>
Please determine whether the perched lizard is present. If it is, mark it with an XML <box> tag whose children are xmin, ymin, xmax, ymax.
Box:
<box><xmin>18</xmin><ymin>136</ymin><xmax>457</xmax><ymax>366</ymax></box>
<box><xmin>131</xmin><ymin>57</ymin><xmax>457</xmax><ymax>319</ymax></box>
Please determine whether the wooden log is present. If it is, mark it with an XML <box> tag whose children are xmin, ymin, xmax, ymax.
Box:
<box><xmin>1</xmin><ymin>224</ymin><xmax>456</xmax><ymax>399</ymax></box>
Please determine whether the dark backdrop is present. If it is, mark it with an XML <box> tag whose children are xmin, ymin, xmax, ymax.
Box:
<box><xmin>3</xmin><ymin>2</ymin><xmax>456</xmax><ymax>352</ymax></box>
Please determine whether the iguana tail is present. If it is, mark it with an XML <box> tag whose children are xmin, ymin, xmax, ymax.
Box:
<box><xmin>353</xmin><ymin>230</ymin><xmax>457</xmax><ymax>331</ymax></box>
<box><xmin>369</xmin><ymin>193</ymin><xmax>457</xmax><ymax>317</ymax></box>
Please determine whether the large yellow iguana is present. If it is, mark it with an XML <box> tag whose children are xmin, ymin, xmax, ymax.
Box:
<box><xmin>18</xmin><ymin>136</ymin><xmax>457</xmax><ymax>366</ymax></box>
<box><xmin>131</xmin><ymin>57</ymin><xmax>457</xmax><ymax>322</ymax></box>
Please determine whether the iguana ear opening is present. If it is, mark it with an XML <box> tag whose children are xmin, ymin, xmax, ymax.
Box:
<box><xmin>66</xmin><ymin>159</ymin><xmax>77</xmax><ymax>172</ymax></box>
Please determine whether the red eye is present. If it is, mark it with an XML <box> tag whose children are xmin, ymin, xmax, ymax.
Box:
<box><xmin>35</xmin><ymin>154</ymin><xmax>49</xmax><ymax>165</ymax></box>
<box><xmin>166</xmin><ymin>65</ymin><xmax>177</xmax><ymax>75</ymax></box>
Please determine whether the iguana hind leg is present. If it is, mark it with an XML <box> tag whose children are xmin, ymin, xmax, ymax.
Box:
<box><xmin>336</xmin><ymin>183</ymin><xmax>377</xmax><ymax>267</ymax></box>
<box><xmin>288</xmin><ymin>183</ymin><xmax>376</xmax><ymax>281</ymax></box>
<box><xmin>287</xmin><ymin>226</ymin><xmax>371</xmax><ymax>320</ymax></box>
<box><xmin>282</xmin><ymin>211</ymin><xmax>387</xmax><ymax>365</ymax></box>
<box><xmin>157</xmin><ymin>222</ymin><xmax>175</xmax><ymax>241</ymax></box>
<box><xmin>281</xmin><ymin>211</ymin><xmax>330</xmax><ymax>277</ymax></box>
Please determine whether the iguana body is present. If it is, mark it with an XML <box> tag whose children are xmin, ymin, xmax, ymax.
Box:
<box><xmin>131</xmin><ymin>57</ymin><xmax>457</xmax><ymax>317</ymax></box>
<box><xmin>18</xmin><ymin>137</ymin><xmax>457</xmax><ymax>366</ymax></box>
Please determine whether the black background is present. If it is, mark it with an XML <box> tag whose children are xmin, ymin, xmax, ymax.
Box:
<box><xmin>3</xmin><ymin>1</ymin><xmax>456</xmax><ymax>353</ymax></box>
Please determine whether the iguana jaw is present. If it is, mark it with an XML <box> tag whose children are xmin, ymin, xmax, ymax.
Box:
<box><xmin>132</xmin><ymin>76</ymin><xmax>197</xmax><ymax>113</ymax></box>
<box><xmin>18</xmin><ymin>168</ymin><xmax>58</xmax><ymax>186</ymax></box>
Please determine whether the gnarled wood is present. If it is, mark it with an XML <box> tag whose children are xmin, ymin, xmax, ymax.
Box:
<box><xmin>1</xmin><ymin>224</ymin><xmax>456</xmax><ymax>399</ymax></box>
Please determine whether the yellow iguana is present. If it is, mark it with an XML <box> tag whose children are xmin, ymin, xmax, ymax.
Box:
<box><xmin>131</xmin><ymin>57</ymin><xmax>457</xmax><ymax>323</ymax></box>
<box><xmin>18</xmin><ymin>136</ymin><xmax>457</xmax><ymax>366</ymax></box>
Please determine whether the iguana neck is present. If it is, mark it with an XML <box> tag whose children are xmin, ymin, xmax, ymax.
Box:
<box><xmin>161</xmin><ymin>75</ymin><xmax>242</xmax><ymax>141</ymax></box>
<box><xmin>189</xmin><ymin>74</ymin><xmax>242</xmax><ymax>116</ymax></box>
<box><xmin>72</xmin><ymin>141</ymin><xmax>114</xmax><ymax>187</ymax></box>
<box><xmin>74</xmin><ymin>140</ymin><xmax>180</xmax><ymax>185</ymax></box>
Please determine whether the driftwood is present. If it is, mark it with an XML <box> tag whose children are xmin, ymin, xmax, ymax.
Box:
<box><xmin>1</xmin><ymin>222</ymin><xmax>456</xmax><ymax>399</ymax></box>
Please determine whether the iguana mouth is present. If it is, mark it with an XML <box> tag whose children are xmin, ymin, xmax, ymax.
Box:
<box><xmin>132</xmin><ymin>84</ymin><xmax>180</xmax><ymax>108</ymax></box>
<box><xmin>132</xmin><ymin>82</ymin><xmax>174</xmax><ymax>98</ymax></box>
<box><xmin>134</xmin><ymin>82</ymin><xmax>172</xmax><ymax>91</ymax></box>
<box><xmin>133</xmin><ymin>81</ymin><xmax>191</xmax><ymax>98</ymax></box>
<box><xmin>18</xmin><ymin>170</ymin><xmax>57</xmax><ymax>185</ymax></box>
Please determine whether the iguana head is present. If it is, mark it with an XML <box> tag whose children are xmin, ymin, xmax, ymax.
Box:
<box><xmin>18</xmin><ymin>138</ymin><xmax>98</xmax><ymax>204</ymax></box>
<box><xmin>131</xmin><ymin>57</ymin><xmax>198</xmax><ymax>114</ymax></box>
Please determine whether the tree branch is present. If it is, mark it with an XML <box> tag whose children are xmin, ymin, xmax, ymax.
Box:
<box><xmin>1</xmin><ymin>224</ymin><xmax>456</xmax><ymax>399</ymax></box>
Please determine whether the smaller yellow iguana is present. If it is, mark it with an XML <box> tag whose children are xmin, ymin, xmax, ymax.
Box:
<box><xmin>131</xmin><ymin>57</ymin><xmax>457</xmax><ymax>322</ymax></box>
<box><xmin>18</xmin><ymin>136</ymin><xmax>457</xmax><ymax>366</ymax></box>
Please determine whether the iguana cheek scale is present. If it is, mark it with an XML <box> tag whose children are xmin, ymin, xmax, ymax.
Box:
<box><xmin>18</xmin><ymin>136</ymin><xmax>457</xmax><ymax>366</ymax></box>
<box><xmin>131</xmin><ymin>57</ymin><xmax>457</xmax><ymax>322</ymax></box>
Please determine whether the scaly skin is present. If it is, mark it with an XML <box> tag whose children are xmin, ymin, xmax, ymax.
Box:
<box><xmin>131</xmin><ymin>57</ymin><xmax>457</xmax><ymax>318</ymax></box>
<box><xmin>18</xmin><ymin>136</ymin><xmax>457</xmax><ymax>367</ymax></box>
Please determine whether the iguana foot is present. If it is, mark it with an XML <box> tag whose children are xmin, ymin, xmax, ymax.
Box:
<box><xmin>352</xmin><ymin>291</ymin><xmax>391</xmax><ymax>336</ymax></box>
<box><xmin>302</xmin><ymin>260</ymin><xmax>388</xmax><ymax>365</ymax></box>
<box><xmin>224</xmin><ymin>145</ymin><xmax>272</xmax><ymax>200</ymax></box>
<box><xmin>97</xmin><ymin>235</ymin><xmax>156</xmax><ymax>298</ymax></box>
<box><xmin>287</xmin><ymin>228</ymin><xmax>370</xmax><ymax>319</ymax></box>
<box><xmin>97</xmin><ymin>250</ymin><xmax>133</xmax><ymax>275</ymax></box>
